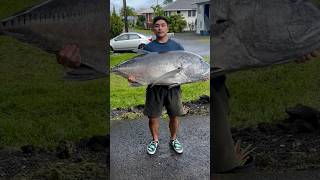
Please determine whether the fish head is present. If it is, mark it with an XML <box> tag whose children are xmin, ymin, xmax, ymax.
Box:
<box><xmin>211</xmin><ymin>0</ymin><xmax>320</xmax><ymax>75</ymax></box>
<box><xmin>180</xmin><ymin>52</ymin><xmax>210</xmax><ymax>82</ymax></box>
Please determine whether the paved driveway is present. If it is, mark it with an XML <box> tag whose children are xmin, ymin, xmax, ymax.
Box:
<box><xmin>110</xmin><ymin>115</ymin><xmax>210</xmax><ymax>180</ymax></box>
<box><xmin>173</xmin><ymin>32</ymin><xmax>210</xmax><ymax>57</ymax></box>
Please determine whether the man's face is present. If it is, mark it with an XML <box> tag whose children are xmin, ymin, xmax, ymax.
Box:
<box><xmin>153</xmin><ymin>19</ymin><xmax>169</xmax><ymax>38</ymax></box>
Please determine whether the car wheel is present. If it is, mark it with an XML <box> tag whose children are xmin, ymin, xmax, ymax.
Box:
<box><xmin>138</xmin><ymin>44</ymin><xmax>145</xmax><ymax>49</ymax></box>
<box><xmin>110</xmin><ymin>46</ymin><xmax>114</xmax><ymax>52</ymax></box>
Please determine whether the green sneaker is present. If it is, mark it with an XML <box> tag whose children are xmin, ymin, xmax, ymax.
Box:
<box><xmin>170</xmin><ymin>139</ymin><xmax>183</xmax><ymax>154</ymax></box>
<box><xmin>147</xmin><ymin>140</ymin><xmax>159</xmax><ymax>155</ymax></box>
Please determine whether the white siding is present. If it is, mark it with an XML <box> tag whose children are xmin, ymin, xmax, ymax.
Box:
<box><xmin>165</xmin><ymin>10</ymin><xmax>197</xmax><ymax>31</ymax></box>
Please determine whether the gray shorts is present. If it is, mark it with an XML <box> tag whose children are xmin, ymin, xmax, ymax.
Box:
<box><xmin>143</xmin><ymin>85</ymin><xmax>185</xmax><ymax>118</ymax></box>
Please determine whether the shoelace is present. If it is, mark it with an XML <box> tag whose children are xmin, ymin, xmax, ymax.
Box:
<box><xmin>148</xmin><ymin>141</ymin><xmax>158</xmax><ymax>149</ymax></box>
<box><xmin>172</xmin><ymin>139</ymin><xmax>182</xmax><ymax>149</ymax></box>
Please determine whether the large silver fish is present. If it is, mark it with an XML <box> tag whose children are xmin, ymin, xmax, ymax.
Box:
<box><xmin>211</xmin><ymin>0</ymin><xmax>320</xmax><ymax>76</ymax></box>
<box><xmin>0</xmin><ymin>0</ymin><xmax>108</xmax><ymax>80</ymax></box>
<box><xmin>111</xmin><ymin>51</ymin><xmax>210</xmax><ymax>87</ymax></box>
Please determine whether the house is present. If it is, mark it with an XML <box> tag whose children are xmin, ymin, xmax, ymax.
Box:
<box><xmin>163</xmin><ymin>0</ymin><xmax>198</xmax><ymax>31</ymax></box>
<box><xmin>137</xmin><ymin>8</ymin><xmax>154</xmax><ymax>29</ymax></box>
<box><xmin>194</xmin><ymin>0</ymin><xmax>210</xmax><ymax>35</ymax></box>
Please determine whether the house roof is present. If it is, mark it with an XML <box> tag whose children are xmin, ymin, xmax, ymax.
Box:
<box><xmin>193</xmin><ymin>0</ymin><xmax>210</xmax><ymax>4</ymax></box>
<box><xmin>137</xmin><ymin>8</ymin><xmax>154</xmax><ymax>14</ymax></box>
<box><xmin>163</xmin><ymin>0</ymin><xmax>198</xmax><ymax>11</ymax></box>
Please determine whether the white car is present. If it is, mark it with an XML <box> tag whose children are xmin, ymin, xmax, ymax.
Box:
<box><xmin>110</xmin><ymin>32</ymin><xmax>152</xmax><ymax>51</ymax></box>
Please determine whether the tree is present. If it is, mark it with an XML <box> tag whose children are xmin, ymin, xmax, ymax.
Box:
<box><xmin>163</xmin><ymin>0</ymin><xmax>173</xmax><ymax>5</ymax></box>
<box><xmin>151</xmin><ymin>5</ymin><xmax>165</xmax><ymax>17</ymax></box>
<box><xmin>136</xmin><ymin>15</ymin><xmax>146</xmax><ymax>29</ymax></box>
<box><xmin>168</xmin><ymin>14</ymin><xmax>187</xmax><ymax>33</ymax></box>
<box><xmin>120</xmin><ymin>6</ymin><xmax>137</xmax><ymax>17</ymax></box>
<box><xmin>110</xmin><ymin>7</ymin><xmax>124</xmax><ymax>38</ymax></box>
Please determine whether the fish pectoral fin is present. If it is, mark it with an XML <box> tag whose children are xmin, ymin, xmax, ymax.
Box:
<box><xmin>129</xmin><ymin>82</ymin><xmax>143</xmax><ymax>87</ymax></box>
<box><xmin>150</xmin><ymin>68</ymin><xmax>183</xmax><ymax>87</ymax></box>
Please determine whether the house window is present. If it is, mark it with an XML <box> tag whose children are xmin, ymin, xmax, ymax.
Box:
<box><xmin>177</xmin><ymin>11</ymin><xmax>181</xmax><ymax>14</ymax></box>
<box><xmin>188</xmin><ymin>10</ymin><xmax>191</xmax><ymax>17</ymax></box>
<box><xmin>169</xmin><ymin>11</ymin><xmax>171</xmax><ymax>16</ymax></box>
<box><xmin>192</xmin><ymin>10</ymin><xmax>196</xmax><ymax>16</ymax></box>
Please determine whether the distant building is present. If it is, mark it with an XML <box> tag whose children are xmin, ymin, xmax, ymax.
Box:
<box><xmin>194</xmin><ymin>0</ymin><xmax>210</xmax><ymax>35</ymax></box>
<box><xmin>163</xmin><ymin>0</ymin><xmax>198</xmax><ymax>31</ymax></box>
<box><xmin>137</xmin><ymin>8</ymin><xmax>154</xmax><ymax>29</ymax></box>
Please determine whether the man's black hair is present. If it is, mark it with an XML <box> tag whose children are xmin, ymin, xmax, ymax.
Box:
<box><xmin>153</xmin><ymin>16</ymin><xmax>169</xmax><ymax>25</ymax></box>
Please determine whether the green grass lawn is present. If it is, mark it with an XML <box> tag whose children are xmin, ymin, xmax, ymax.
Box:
<box><xmin>110</xmin><ymin>53</ymin><xmax>210</xmax><ymax>109</ymax></box>
<box><xmin>227</xmin><ymin>59</ymin><xmax>320</xmax><ymax>127</ymax></box>
<box><xmin>0</xmin><ymin>0</ymin><xmax>108</xmax><ymax>148</ymax></box>
<box><xmin>0</xmin><ymin>36</ymin><xmax>108</xmax><ymax>148</ymax></box>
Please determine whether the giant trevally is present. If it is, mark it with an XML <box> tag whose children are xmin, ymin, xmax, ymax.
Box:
<box><xmin>111</xmin><ymin>51</ymin><xmax>210</xmax><ymax>87</ymax></box>
<box><xmin>211</xmin><ymin>0</ymin><xmax>320</xmax><ymax>76</ymax></box>
<box><xmin>0</xmin><ymin>0</ymin><xmax>108</xmax><ymax>80</ymax></box>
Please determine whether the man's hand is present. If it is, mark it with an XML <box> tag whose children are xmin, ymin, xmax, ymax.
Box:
<box><xmin>128</xmin><ymin>75</ymin><xmax>137</xmax><ymax>83</ymax></box>
<box><xmin>295</xmin><ymin>48</ymin><xmax>320</xmax><ymax>63</ymax></box>
<box><xmin>57</xmin><ymin>43</ymin><xmax>81</xmax><ymax>68</ymax></box>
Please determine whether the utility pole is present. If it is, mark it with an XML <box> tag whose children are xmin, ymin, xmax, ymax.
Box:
<box><xmin>123</xmin><ymin>0</ymin><xmax>128</xmax><ymax>32</ymax></box>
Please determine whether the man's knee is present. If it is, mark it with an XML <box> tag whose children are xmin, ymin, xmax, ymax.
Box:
<box><xmin>149</xmin><ymin>117</ymin><xmax>159</xmax><ymax>122</ymax></box>
<box><xmin>169</xmin><ymin>116</ymin><xmax>179</xmax><ymax>121</ymax></box>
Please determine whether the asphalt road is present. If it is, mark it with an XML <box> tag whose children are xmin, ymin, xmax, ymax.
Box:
<box><xmin>173</xmin><ymin>38</ymin><xmax>210</xmax><ymax>57</ymax></box>
<box><xmin>172</xmin><ymin>33</ymin><xmax>210</xmax><ymax>57</ymax></box>
<box><xmin>110</xmin><ymin>115</ymin><xmax>210</xmax><ymax>180</ymax></box>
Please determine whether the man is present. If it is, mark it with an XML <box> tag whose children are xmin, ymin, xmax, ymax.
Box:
<box><xmin>212</xmin><ymin>49</ymin><xmax>320</xmax><ymax>173</ymax></box>
<box><xmin>57</xmin><ymin>16</ymin><xmax>186</xmax><ymax>155</ymax></box>
<box><xmin>128</xmin><ymin>16</ymin><xmax>186</xmax><ymax>155</ymax></box>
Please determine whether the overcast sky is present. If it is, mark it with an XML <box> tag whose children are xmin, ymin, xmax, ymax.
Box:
<box><xmin>110</xmin><ymin>0</ymin><xmax>165</xmax><ymax>12</ymax></box>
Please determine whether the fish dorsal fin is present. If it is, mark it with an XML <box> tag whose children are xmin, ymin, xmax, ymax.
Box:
<box><xmin>150</xmin><ymin>67</ymin><xmax>183</xmax><ymax>87</ymax></box>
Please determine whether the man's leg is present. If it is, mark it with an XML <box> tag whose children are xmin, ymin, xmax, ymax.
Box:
<box><xmin>165</xmin><ymin>86</ymin><xmax>184</xmax><ymax>153</ymax></box>
<box><xmin>149</xmin><ymin>117</ymin><xmax>160</xmax><ymax>141</ymax></box>
<box><xmin>212</xmin><ymin>76</ymin><xmax>240</xmax><ymax>173</ymax></box>
<box><xmin>169</xmin><ymin>116</ymin><xmax>179</xmax><ymax>140</ymax></box>
<box><xmin>143</xmin><ymin>86</ymin><xmax>163</xmax><ymax>155</ymax></box>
